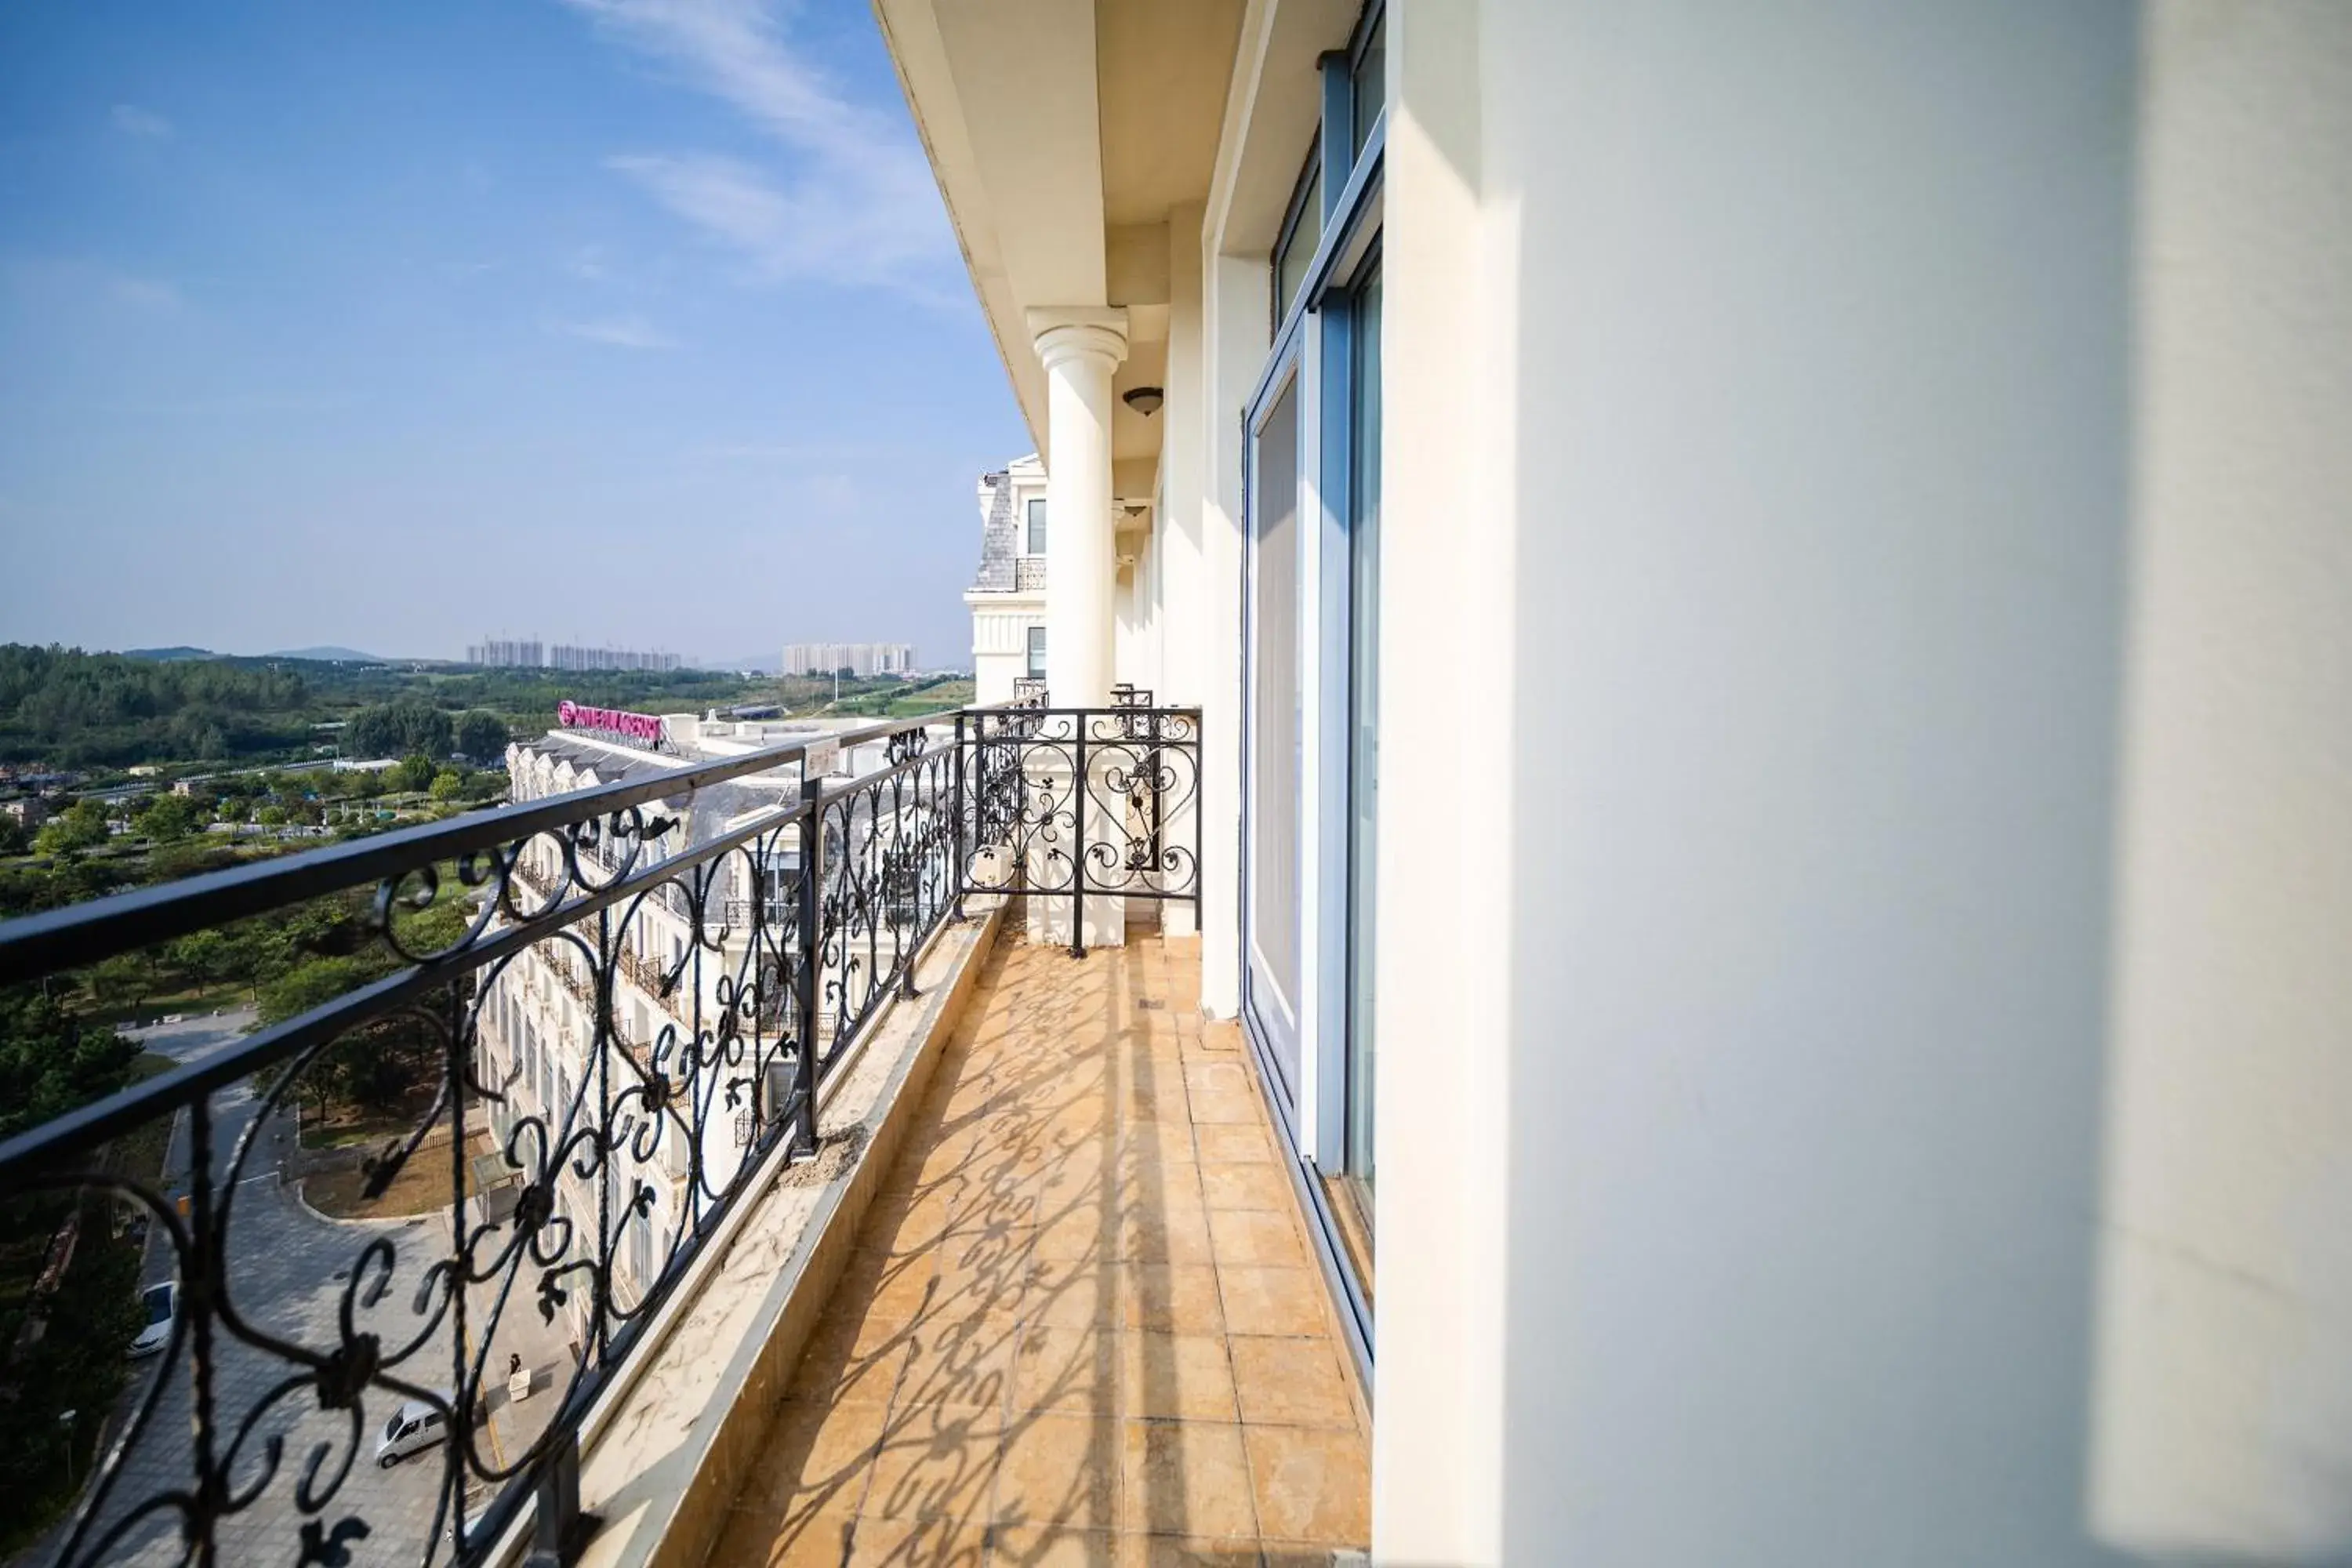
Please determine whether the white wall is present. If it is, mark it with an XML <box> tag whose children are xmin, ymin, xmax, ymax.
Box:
<box><xmin>1373</xmin><ymin>0</ymin><xmax>1512</xmax><ymax>1559</ymax></box>
<box><xmin>967</xmin><ymin>596</ymin><xmax>1045</xmax><ymax>706</ymax></box>
<box><xmin>2091</xmin><ymin>5</ymin><xmax>2352</xmax><ymax>1556</ymax></box>
<box><xmin>1380</xmin><ymin>0</ymin><xmax>2154</xmax><ymax>1562</ymax></box>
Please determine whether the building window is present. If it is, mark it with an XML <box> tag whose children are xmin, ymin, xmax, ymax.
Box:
<box><xmin>1272</xmin><ymin>139</ymin><xmax>1323</xmax><ymax>332</ymax></box>
<box><xmin>1026</xmin><ymin>625</ymin><xmax>1047</xmax><ymax>679</ymax></box>
<box><xmin>1351</xmin><ymin>10</ymin><xmax>1386</xmax><ymax>158</ymax></box>
<box><xmin>1025</xmin><ymin>497</ymin><xmax>1047</xmax><ymax>555</ymax></box>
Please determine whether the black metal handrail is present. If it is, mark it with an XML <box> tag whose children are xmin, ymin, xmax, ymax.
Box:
<box><xmin>0</xmin><ymin>701</ymin><xmax>1196</xmax><ymax>1568</ymax></box>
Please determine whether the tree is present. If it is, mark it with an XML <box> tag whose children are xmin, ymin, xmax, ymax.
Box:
<box><xmin>259</xmin><ymin>958</ymin><xmax>437</xmax><ymax>1117</ymax></box>
<box><xmin>428</xmin><ymin>771</ymin><xmax>463</xmax><ymax>802</ymax></box>
<box><xmin>34</xmin><ymin>800</ymin><xmax>109</xmax><ymax>855</ymax></box>
<box><xmin>0</xmin><ymin>987</ymin><xmax>139</xmax><ymax>1138</ymax></box>
<box><xmin>168</xmin><ymin>930</ymin><xmax>230</xmax><ymax>996</ymax></box>
<box><xmin>254</xmin><ymin>803</ymin><xmax>288</xmax><ymax>826</ymax></box>
<box><xmin>393</xmin><ymin>753</ymin><xmax>437</xmax><ymax>793</ymax></box>
<box><xmin>343</xmin><ymin>698</ymin><xmax>453</xmax><ymax>760</ymax></box>
<box><xmin>80</xmin><ymin>954</ymin><xmax>150</xmax><ymax>1014</ymax></box>
<box><xmin>0</xmin><ymin>815</ymin><xmax>26</xmax><ymax>857</ymax></box>
<box><xmin>132</xmin><ymin>793</ymin><xmax>203</xmax><ymax>843</ymax></box>
<box><xmin>259</xmin><ymin>955</ymin><xmax>367</xmax><ymax>1026</ymax></box>
<box><xmin>453</xmin><ymin>710</ymin><xmax>509</xmax><ymax>761</ymax></box>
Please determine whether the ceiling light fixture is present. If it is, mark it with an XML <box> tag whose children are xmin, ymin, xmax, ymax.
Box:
<box><xmin>1122</xmin><ymin>387</ymin><xmax>1165</xmax><ymax>416</ymax></box>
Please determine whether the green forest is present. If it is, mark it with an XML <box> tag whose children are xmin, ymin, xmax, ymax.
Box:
<box><xmin>0</xmin><ymin>645</ymin><xmax>774</xmax><ymax>770</ymax></box>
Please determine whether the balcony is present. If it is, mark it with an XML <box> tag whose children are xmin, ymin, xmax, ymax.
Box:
<box><xmin>1014</xmin><ymin>557</ymin><xmax>1047</xmax><ymax>593</ymax></box>
<box><xmin>706</xmin><ymin>935</ymin><xmax>1370</xmax><ymax>1566</ymax></box>
<box><xmin>0</xmin><ymin>701</ymin><xmax>1368</xmax><ymax>1568</ymax></box>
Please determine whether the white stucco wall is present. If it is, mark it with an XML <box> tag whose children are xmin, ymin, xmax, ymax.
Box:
<box><xmin>1374</xmin><ymin>0</ymin><xmax>2187</xmax><ymax>1561</ymax></box>
<box><xmin>967</xmin><ymin>594</ymin><xmax>1045</xmax><ymax>706</ymax></box>
<box><xmin>2090</xmin><ymin>5</ymin><xmax>2352</xmax><ymax>1557</ymax></box>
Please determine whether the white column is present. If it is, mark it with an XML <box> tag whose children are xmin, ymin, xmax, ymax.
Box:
<box><xmin>1029</xmin><ymin>308</ymin><xmax>1128</xmax><ymax>708</ymax></box>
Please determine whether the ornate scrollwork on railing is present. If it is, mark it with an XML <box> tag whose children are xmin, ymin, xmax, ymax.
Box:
<box><xmin>0</xmin><ymin>702</ymin><xmax>1196</xmax><ymax>1565</ymax></box>
<box><xmin>952</xmin><ymin>704</ymin><xmax>1202</xmax><ymax>957</ymax></box>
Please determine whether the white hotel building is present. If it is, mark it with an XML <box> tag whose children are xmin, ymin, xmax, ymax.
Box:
<box><xmin>474</xmin><ymin>710</ymin><xmax>894</xmax><ymax>1327</ymax></box>
<box><xmin>869</xmin><ymin>0</ymin><xmax>2352</xmax><ymax>1560</ymax></box>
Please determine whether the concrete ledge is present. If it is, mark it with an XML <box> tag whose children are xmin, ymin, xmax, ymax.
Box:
<box><xmin>507</xmin><ymin>899</ymin><xmax>1005</xmax><ymax>1568</ymax></box>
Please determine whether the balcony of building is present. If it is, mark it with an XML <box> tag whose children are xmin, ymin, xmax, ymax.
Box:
<box><xmin>706</xmin><ymin>931</ymin><xmax>1367</xmax><ymax>1568</ymax></box>
<box><xmin>0</xmin><ymin>700</ymin><xmax>1331</xmax><ymax>1568</ymax></box>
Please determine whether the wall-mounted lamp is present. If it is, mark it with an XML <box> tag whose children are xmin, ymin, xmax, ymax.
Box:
<box><xmin>1122</xmin><ymin>387</ymin><xmax>1165</xmax><ymax>416</ymax></box>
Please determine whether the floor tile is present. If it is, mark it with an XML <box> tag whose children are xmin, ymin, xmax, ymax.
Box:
<box><xmin>1225</xmin><ymin>1338</ymin><xmax>1355</xmax><ymax>1430</ymax></box>
<box><xmin>991</xmin><ymin>1413</ymin><xmax>1121</xmax><ymax>1529</ymax></box>
<box><xmin>1214</xmin><ymin>1269</ymin><xmax>1325</xmax><ymax>1338</ymax></box>
<box><xmin>742</xmin><ymin>1397</ymin><xmax>890</xmax><ymax>1519</ymax></box>
<box><xmin>1184</xmin><ymin>1092</ymin><xmax>1262</xmax><ymax>1127</ymax></box>
<box><xmin>707</xmin><ymin>1503</ymin><xmax>858</xmax><ymax>1568</ymax></box>
<box><xmin>1198</xmin><ymin>1165</ymin><xmax>1292</xmax><ymax>1214</ymax></box>
<box><xmin>861</xmin><ymin>1407</ymin><xmax>1002</xmax><ymax>1524</ymax></box>
<box><xmin>1120</xmin><ymin>1540</ymin><xmax>1269</xmax><ymax>1568</ymax></box>
<box><xmin>1119</xmin><ymin>1333</ymin><xmax>1238</xmax><ymax>1422</ymax></box>
<box><xmin>1192</xmin><ymin>1125</ymin><xmax>1275</xmax><ymax>1166</ymax></box>
<box><xmin>836</xmin><ymin>1247</ymin><xmax>943</xmax><ymax>1322</ymax></box>
<box><xmin>1240</xmin><ymin>1426</ymin><xmax>1370</xmax><ymax>1547</ymax></box>
<box><xmin>1180</xmin><ymin>1062</ymin><xmax>1252</xmax><ymax>1102</ymax></box>
<box><xmin>1024</xmin><ymin>1259</ymin><xmax>1124</xmax><ymax>1327</ymax></box>
<box><xmin>893</xmin><ymin>1312</ymin><xmax>1019</xmax><ymax>1414</ymax></box>
<box><xmin>1117</xmin><ymin>1205</ymin><xmax>1217</xmax><ymax>1265</ymax></box>
<box><xmin>789</xmin><ymin>1310</ymin><xmax>910</xmax><ymax>1408</ymax></box>
<box><xmin>1120</xmin><ymin>1265</ymin><xmax>1225</xmax><ymax>1335</ymax></box>
<box><xmin>1119</xmin><ymin>1420</ymin><xmax>1259</xmax><ymax>1540</ymax></box>
<box><xmin>1009</xmin><ymin>1323</ymin><xmax>1119</xmax><ymax>1416</ymax></box>
<box><xmin>844</xmin><ymin>1514</ymin><xmax>991</xmax><ymax>1566</ymax></box>
<box><xmin>989</xmin><ymin>1526</ymin><xmax>1123</xmax><ymax>1566</ymax></box>
<box><xmin>1204</xmin><ymin>1211</ymin><xmax>1307</xmax><ymax>1271</ymax></box>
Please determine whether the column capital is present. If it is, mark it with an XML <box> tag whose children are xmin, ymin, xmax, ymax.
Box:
<box><xmin>1026</xmin><ymin>307</ymin><xmax>1130</xmax><ymax>372</ymax></box>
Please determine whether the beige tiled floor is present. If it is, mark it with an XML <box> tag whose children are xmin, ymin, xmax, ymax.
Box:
<box><xmin>710</xmin><ymin>931</ymin><xmax>1370</xmax><ymax>1568</ymax></box>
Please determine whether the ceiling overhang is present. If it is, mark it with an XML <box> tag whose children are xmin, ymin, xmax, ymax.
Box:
<box><xmin>874</xmin><ymin>0</ymin><xmax>1242</xmax><ymax>474</ymax></box>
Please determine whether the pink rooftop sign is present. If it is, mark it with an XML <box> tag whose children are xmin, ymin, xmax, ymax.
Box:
<box><xmin>557</xmin><ymin>701</ymin><xmax>666</xmax><ymax>745</ymax></box>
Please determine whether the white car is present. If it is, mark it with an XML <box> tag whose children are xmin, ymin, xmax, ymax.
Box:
<box><xmin>375</xmin><ymin>1396</ymin><xmax>452</xmax><ymax>1468</ymax></box>
<box><xmin>128</xmin><ymin>1281</ymin><xmax>176</xmax><ymax>1359</ymax></box>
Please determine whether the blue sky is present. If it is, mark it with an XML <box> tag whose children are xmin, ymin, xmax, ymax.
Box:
<box><xmin>0</xmin><ymin>0</ymin><xmax>1028</xmax><ymax>669</ymax></box>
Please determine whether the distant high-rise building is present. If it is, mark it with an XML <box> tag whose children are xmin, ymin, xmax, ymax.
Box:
<box><xmin>467</xmin><ymin>638</ymin><xmax>544</xmax><ymax>668</ymax></box>
<box><xmin>466</xmin><ymin>638</ymin><xmax>681</xmax><ymax>672</ymax></box>
<box><xmin>782</xmin><ymin>642</ymin><xmax>917</xmax><ymax>678</ymax></box>
<box><xmin>548</xmin><ymin>644</ymin><xmax>684</xmax><ymax>673</ymax></box>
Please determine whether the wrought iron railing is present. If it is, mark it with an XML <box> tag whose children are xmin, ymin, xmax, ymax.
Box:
<box><xmin>0</xmin><ymin>700</ymin><xmax>1195</xmax><ymax>1568</ymax></box>
<box><xmin>1013</xmin><ymin>556</ymin><xmax>1047</xmax><ymax>591</ymax></box>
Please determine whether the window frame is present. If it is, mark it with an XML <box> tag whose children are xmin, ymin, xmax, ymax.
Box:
<box><xmin>1236</xmin><ymin>0</ymin><xmax>1386</xmax><ymax>1380</ymax></box>
<box><xmin>1025</xmin><ymin>496</ymin><xmax>1047</xmax><ymax>556</ymax></box>
<box><xmin>1025</xmin><ymin>624</ymin><xmax>1047</xmax><ymax>680</ymax></box>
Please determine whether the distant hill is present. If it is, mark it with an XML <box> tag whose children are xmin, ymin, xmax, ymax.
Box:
<box><xmin>122</xmin><ymin>646</ymin><xmax>216</xmax><ymax>662</ymax></box>
<box><xmin>267</xmin><ymin>645</ymin><xmax>386</xmax><ymax>663</ymax></box>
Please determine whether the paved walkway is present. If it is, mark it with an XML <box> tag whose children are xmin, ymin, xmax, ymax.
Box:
<box><xmin>711</xmin><ymin>932</ymin><xmax>1370</xmax><ymax>1567</ymax></box>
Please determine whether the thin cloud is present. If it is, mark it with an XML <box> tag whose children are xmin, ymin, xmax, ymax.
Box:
<box><xmin>552</xmin><ymin>315</ymin><xmax>680</xmax><ymax>349</ymax></box>
<box><xmin>111</xmin><ymin>104</ymin><xmax>176</xmax><ymax>140</ymax></box>
<box><xmin>110</xmin><ymin>275</ymin><xmax>183</xmax><ymax>311</ymax></box>
<box><xmin>563</xmin><ymin>0</ymin><xmax>952</xmax><ymax>295</ymax></box>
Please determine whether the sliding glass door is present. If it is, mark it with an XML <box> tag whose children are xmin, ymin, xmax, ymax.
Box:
<box><xmin>1243</xmin><ymin>354</ymin><xmax>1306</xmax><ymax>1103</ymax></box>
